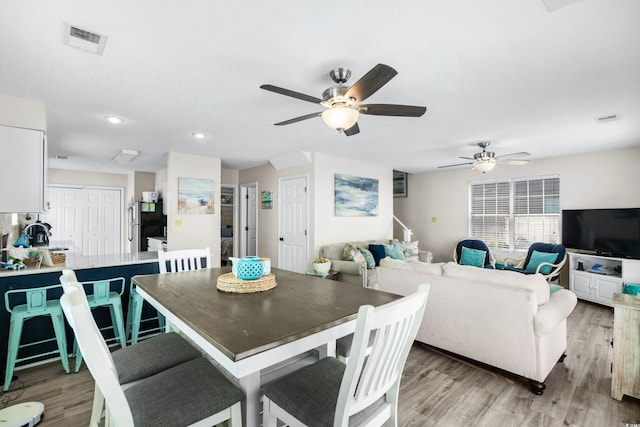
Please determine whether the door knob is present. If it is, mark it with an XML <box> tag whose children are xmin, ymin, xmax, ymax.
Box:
<box><xmin>279</xmin><ymin>237</ymin><xmax>284</xmax><ymax>241</ymax></box>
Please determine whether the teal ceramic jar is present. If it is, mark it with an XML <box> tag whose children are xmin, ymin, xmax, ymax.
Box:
<box><xmin>232</xmin><ymin>256</ymin><xmax>264</xmax><ymax>280</ymax></box>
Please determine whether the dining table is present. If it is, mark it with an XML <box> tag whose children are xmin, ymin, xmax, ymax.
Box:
<box><xmin>132</xmin><ymin>266</ymin><xmax>400</xmax><ymax>427</ymax></box>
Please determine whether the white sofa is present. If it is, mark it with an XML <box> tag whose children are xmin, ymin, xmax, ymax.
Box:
<box><xmin>318</xmin><ymin>240</ymin><xmax>433</xmax><ymax>288</ymax></box>
<box><xmin>375</xmin><ymin>259</ymin><xmax>578</xmax><ymax>394</ymax></box>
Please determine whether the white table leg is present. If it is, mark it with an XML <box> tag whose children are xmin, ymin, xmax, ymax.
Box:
<box><xmin>239</xmin><ymin>371</ymin><xmax>261</xmax><ymax>427</ymax></box>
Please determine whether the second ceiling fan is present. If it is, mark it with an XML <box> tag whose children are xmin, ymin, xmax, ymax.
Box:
<box><xmin>260</xmin><ymin>64</ymin><xmax>426</xmax><ymax>136</ymax></box>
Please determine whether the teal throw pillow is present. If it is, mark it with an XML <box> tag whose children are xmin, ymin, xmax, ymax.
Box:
<box><xmin>359</xmin><ymin>248</ymin><xmax>376</xmax><ymax>269</ymax></box>
<box><xmin>460</xmin><ymin>246</ymin><xmax>486</xmax><ymax>267</ymax></box>
<box><xmin>525</xmin><ymin>250</ymin><xmax>558</xmax><ymax>275</ymax></box>
<box><xmin>549</xmin><ymin>284</ymin><xmax>564</xmax><ymax>294</ymax></box>
<box><xmin>384</xmin><ymin>243</ymin><xmax>405</xmax><ymax>260</ymax></box>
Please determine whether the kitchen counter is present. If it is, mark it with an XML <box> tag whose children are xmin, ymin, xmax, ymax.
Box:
<box><xmin>0</xmin><ymin>251</ymin><xmax>159</xmax><ymax>277</ymax></box>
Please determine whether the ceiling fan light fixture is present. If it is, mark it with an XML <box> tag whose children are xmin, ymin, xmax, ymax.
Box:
<box><xmin>321</xmin><ymin>106</ymin><xmax>359</xmax><ymax>130</ymax></box>
<box><xmin>473</xmin><ymin>159</ymin><xmax>496</xmax><ymax>173</ymax></box>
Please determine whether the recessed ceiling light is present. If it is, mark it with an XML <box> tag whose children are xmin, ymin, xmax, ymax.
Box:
<box><xmin>191</xmin><ymin>132</ymin><xmax>207</xmax><ymax>139</ymax></box>
<box><xmin>105</xmin><ymin>116</ymin><xmax>124</xmax><ymax>124</ymax></box>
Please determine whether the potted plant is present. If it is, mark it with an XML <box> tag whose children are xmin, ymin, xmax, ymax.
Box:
<box><xmin>312</xmin><ymin>257</ymin><xmax>331</xmax><ymax>275</ymax></box>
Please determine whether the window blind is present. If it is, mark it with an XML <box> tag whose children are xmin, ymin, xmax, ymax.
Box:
<box><xmin>470</xmin><ymin>176</ymin><xmax>560</xmax><ymax>251</ymax></box>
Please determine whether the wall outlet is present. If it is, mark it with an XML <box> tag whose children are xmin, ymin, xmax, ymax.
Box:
<box><xmin>174</xmin><ymin>218</ymin><xmax>183</xmax><ymax>228</ymax></box>
<box><xmin>431</xmin><ymin>217</ymin><xmax>437</xmax><ymax>223</ymax></box>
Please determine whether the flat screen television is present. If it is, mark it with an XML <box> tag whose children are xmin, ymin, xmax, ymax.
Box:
<box><xmin>562</xmin><ymin>208</ymin><xmax>640</xmax><ymax>259</ymax></box>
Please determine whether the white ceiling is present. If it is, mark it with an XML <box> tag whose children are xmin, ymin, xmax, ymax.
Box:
<box><xmin>1</xmin><ymin>0</ymin><xmax>639</xmax><ymax>174</ymax></box>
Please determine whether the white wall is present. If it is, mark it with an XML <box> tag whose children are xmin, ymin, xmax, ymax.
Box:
<box><xmin>394</xmin><ymin>147</ymin><xmax>640</xmax><ymax>263</ymax></box>
<box><xmin>0</xmin><ymin>93</ymin><xmax>46</xmax><ymax>130</ymax></box>
<box><xmin>312</xmin><ymin>152</ymin><xmax>394</xmax><ymax>258</ymax></box>
<box><xmin>166</xmin><ymin>152</ymin><xmax>221</xmax><ymax>263</ymax></box>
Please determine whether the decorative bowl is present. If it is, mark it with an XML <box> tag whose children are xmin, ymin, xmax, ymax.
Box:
<box><xmin>313</xmin><ymin>260</ymin><xmax>331</xmax><ymax>275</ymax></box>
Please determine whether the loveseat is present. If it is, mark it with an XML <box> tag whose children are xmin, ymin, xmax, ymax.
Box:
<box><xmin>375</xmin><ymin>259</ymin><xmax>578</xmax><ymax>394</ymax></box>
<box><xmin>318</xmin><ymin>240</ymin><xmax>433</xmax><ymax>288</ymax></box>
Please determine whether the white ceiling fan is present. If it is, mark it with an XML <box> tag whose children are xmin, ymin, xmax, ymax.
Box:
<box><xmin>438</xmin><ymin>142</ymin><xmax>531</xmax><ymax>173</ymax></box>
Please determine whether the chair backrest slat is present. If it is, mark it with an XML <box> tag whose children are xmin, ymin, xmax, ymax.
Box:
<box><xmin>158</xmin><ymin>248</ymin><xmax>210</xmax><ymax>274</ymax></box>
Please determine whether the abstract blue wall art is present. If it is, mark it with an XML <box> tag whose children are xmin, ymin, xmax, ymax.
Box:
<box><xmin>334</xmin><ymin>174</ymin><xmax>379</xmax><ymax>217</ymax></box>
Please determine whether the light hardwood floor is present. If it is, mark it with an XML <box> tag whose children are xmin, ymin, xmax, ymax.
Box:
<box><xmin>1</xmin><ymin>300</ymin><xmax>638</xmax><ymax>426</ymax></box>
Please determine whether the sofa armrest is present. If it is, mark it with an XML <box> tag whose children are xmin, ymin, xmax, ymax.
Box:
<box><xmin>504</xmin><ymin>255</ymin><xmax>525</xmax><ymax>268</ymax></box>
<box><xmin>418</xmin><ymin>250</ymin><xmax>433</xmax><ymax>263</ymax></box>
<box><xmin>533</xmin><ymin>289</ymin><xmax>577</xmax><ymax>336</ymax></box>
<box><xmin>330</xmin><ymin>259</ymin><xmax>365</xmax><ymax>276</ymax></box>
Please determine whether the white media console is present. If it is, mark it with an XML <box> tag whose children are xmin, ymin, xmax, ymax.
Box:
<box><xmin>568</xmin><ymin>252</ymin><xmax>640</xmax><ymax>307</ymax></box>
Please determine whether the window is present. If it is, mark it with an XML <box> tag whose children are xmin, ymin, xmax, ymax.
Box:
<box><xmin>470</xmin><ymin>176</ymin><xmax>560</xmax><ymax>251</ymax></box>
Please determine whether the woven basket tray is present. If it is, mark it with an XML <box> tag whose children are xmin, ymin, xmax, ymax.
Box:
<box><xmin>217</xmin><ymin>272</ymin><xmax>277</xmax><ymax>293</ymax></box>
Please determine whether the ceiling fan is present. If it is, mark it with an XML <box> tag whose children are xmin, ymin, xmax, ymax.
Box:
<box><xmin>438</xmin><ymin>142</ymin><xmax>531</xmax><ymax>173</ymax></box>
<box><xmin>260</xmin><ymin>64</ymin><xmax>426</xmax><ymax>136</ymax></box>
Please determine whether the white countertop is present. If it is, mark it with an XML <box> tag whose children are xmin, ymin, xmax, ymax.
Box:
<box><xmin>0</xmin><ymin>251</ymin><xmax>159</xmax><ymax>277</ymax></box>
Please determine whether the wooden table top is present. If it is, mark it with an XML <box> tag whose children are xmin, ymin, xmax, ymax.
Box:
<box><xmin>132</xmin><ymin>267</ymin><xmax>399</xmax><ymax>361</ymax></box>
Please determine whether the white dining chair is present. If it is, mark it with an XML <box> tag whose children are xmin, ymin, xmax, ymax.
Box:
<box><xmin>60</xmin><ymin>270</ymin><xmax>203</xmax><ymax>427</ymax></box>
<box><xmin>60</xmin><ymin>283</ymin><xmax>243</xmax><ymax>427</ymax></box>
<box><xmin>126</xmin><ymin>247</ymin><xmax>211</xmax><ymax>343</ymax></box>
<box><xmin>262</xmin><ymin>283</ymin><xmax>430</xmax><ymax>426</ymax></box>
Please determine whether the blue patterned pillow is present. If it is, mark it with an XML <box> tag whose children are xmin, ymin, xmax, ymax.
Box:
<box><xmin>359</xmin><ymin>248</ymin><xmax>376</xmax><ymax>269</ymax></box>
<box><xmin>384</xmin><ymin>243</ymin><xmax>405</xmax><ymax>260</ymax></box>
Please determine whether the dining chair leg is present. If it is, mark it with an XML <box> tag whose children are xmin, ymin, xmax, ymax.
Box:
<box><xmin>89</xmin><ymin>383</ymin><xmax>104</xmax><ymax>427</ymax></box>
<box><xmin>73</xmin><ymin>340</ymin><xmax>83</xmax><ymax>373</ymax></box>
<box><xmin>229</xmin><ymin>401</ymin><xmax>243</xmax><ymax>427</ymax></box>
<box><xmin>50</xmin><ymin>308</ymin><xmax>70</xmax><ymax>373</ymax></box>
<box><xmin>109</xmin><ymin>300</ymin><xmax>127</xmax><ymax>348</ymax></box>
<box><xmin>262</xmin><ymin>396</ymin><xmax>278</xmax><ymax>427</ymax></box>
<box><xmin>3</xmin><ymin>316</ymin><xmax>24</xmax><ymax>391</ymax></box>
<box><xmin>129</xmin><ymin>292</ymin><xmax>144</xmax><ymax>344</ymax></box>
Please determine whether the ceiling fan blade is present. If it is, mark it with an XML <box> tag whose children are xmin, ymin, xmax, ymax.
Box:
<box><xmin>260</xmin><ymin>84</ymin><xmax>322</xmax><ymax>104</ymax></box>
<box><xmin>343</xmin><ymin>122</ymin><xmax>360</xmax><ymax>136</ymax></box>
<box><xmin>359</xmin><ymin>104</ymin><xmax>426</xmax><ymax>117</ymax></box>
<box><xmin>274</xmin><ymin>112</ymin><xmax>322</xmax><ymax>126</ymax></box>
<box><xmin>438</xmin><ymin>162</ymin><xmax>473</xmax><ymax>169</ymax></box>
<box><xmin>496</xmin><ymin>151</ymin><xmax>530</xmax><ymax>159</ymax></box>
<box><xmin>458</xmin><ymin>156</ymin><xmax>475</xmax><ymax>161</ymax></box>
<box><xmin>345</xmin><ymin>64</ymin><xmax>397</xmax><ymax>103</ymax></box>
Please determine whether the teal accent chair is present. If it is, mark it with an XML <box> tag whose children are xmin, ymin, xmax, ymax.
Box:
<box><xmin>72</xmin><ymin>277</ymin><xmax>127</xmax><ymax>372</ymax></box>
<box><xmin>3</xmin><ymin>284</ymin><xmax>70</xmax><ymax>391</ymax></box>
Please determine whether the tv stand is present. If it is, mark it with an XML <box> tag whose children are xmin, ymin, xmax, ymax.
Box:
<box><xmin>568</xmin><ymin>252</ymin><xmax>640</xmax><ymax>306</ymax></box>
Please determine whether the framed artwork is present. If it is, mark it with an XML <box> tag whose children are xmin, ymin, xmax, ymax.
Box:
<box><xmin>393</xmin><ymin>170</ymin><xmax>408</xmax><ymax>198</ymax></box>
<box><xmin>178</xmin><ymin>177</ymin><xmax>215</xmax><ymax>214</ymax></box>
<box><xmin>221</xmin><ymin>193</ymin><xmax>233</xmax><ymax>205</ymax></box>
<box><xmin>334</xmin><ymin>173</ymin><xmax>379</xmax><ymax>217</ymax></box>
<box><xmin>261</xmin><ymin>191</ymin><xmax>273</xmax><ymax>209</ymax></box>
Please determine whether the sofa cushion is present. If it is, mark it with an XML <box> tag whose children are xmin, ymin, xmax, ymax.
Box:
<box><xmin>460</xmin><ymin>246</ymin><xmax>486</xmax><ymax>268</ymax></box>
<box><xmin>379</xmin><ymin>257</ymin><xmax>412</xmax><ymax>271</ymax></box>
<box><xmin>368</xmin><ymin>244</ymin><xmax>386</xmax><ymax>266</ymax></box>
<box><xmin>384</xmin><ymin>243</ymin><xmax>405</xmax><ymax>260</ymax></box>
<box><xmin>402</xmin><ymin>241</ymin><xmax>420</xmax><ymax>261</ymax></box>
<box><xmin>411</xmin><ymin>261</ymin><xmax>444</xmax><ymax>276</ymax></box>
<box><xmin>343</xmin><ymin>243</ymin><xmax>366</xmax><ymax>266</ymax></box>
<box><xmin>525</xmin><ymin>250</ymin><xmax>558</xmax><ymax>274</ymax></box>
<box><xmin>359</xmin><ymin>248</ymin><xmax>375</xmax><ymax>269</ymax></box>
<box><xmin>442</xmin><ymin>261</ymin><xmax>550</xmax><ymax>305</ymax></box>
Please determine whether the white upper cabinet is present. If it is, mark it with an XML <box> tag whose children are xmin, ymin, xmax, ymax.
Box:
<box><xmin>0</xmin><ymin>125</ymin><xmax>47</xmax><ymax>213</ymax></box>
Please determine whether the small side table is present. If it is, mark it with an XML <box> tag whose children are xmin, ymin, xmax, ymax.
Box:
<box><xmin>305</xmin><ymin>270</ymin><xmax>339</xmax><ymax>281</ymax></box>
<box><xmin>611</xmin><ymin>293</ymin><xmax>640</xmax><ymax>401</ymax></box>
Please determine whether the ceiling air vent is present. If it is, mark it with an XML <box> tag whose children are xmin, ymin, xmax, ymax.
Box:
<box><xmin>595</xmin><ymin>114</ymin><xmax>620</xmax><ymax>123</ymax></box>
<box><xmin>63</xmin><ymin>22</ymin><xmax>108</xmax><ymax>55</ymax></box>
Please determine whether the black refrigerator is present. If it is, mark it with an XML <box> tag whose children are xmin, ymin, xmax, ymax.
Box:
<box><xmin>128</xmin><ymin>201</ymin><xmax>166</xmax><ymax>252</ymax></box>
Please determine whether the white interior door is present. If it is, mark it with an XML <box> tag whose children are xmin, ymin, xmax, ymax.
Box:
<box><xmin>279</xmin><ymin>175</ymin><xmax>308</xmax><ymax>273</ymax></box>
<box><xmin>240</xmin><ymin>183</ymin><xmax>257</xmax><ymax>257</ymax></box>
<box><xmin>47</xmin><ymin>187</ymin><xmax>82</xmax><ymax>251</ymax></box>
<box><xmin>84</xmin><ymin>189</ymin><xmax>122</xmax><ymax>256</ymax></box>
<box><xmin>47</xmin><ymin>186</ymin><xmax>122</xmax><ymax>255</ymax></box>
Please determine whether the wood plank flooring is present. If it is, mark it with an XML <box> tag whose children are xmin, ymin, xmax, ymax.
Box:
<box><xmin>1</xmin><ymin>300</ymin><xmax>638</xmax><ymax>426</ymax></box>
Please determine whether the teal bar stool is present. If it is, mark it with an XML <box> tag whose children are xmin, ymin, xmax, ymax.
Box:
<box><xmin>125</xmin><ymin>282</ymin><xmax>165</xmax><ymax>345</ymax></box>
<box><xmin>3</xmin><ymin>284</ymin><xmax>70</xmax><ymax>391</ymax></box>
<box><xmin>73</xmin><ymin>277</ymin><xmax>127</xmax><ymax>372</ymax></box>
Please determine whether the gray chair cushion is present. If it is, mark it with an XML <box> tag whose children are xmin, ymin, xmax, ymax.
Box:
<box><xmin>262</xmin><ymin>357</ymin><xmax>385</xmax><ymax>426</ymax></box>
<box><xmin>112</xmin><ymin>332</ymin><xmax>201</xmax><ymax>384</ymax></box>
<box><xmin>124</xmin><ymin>357</ymin><xmax>244</xmax><ymax>427</ymax></box>
<box><xmin>336</xmin><ymin>332</ymin><xmax>375</xmax><ymax>358</ymax></box>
